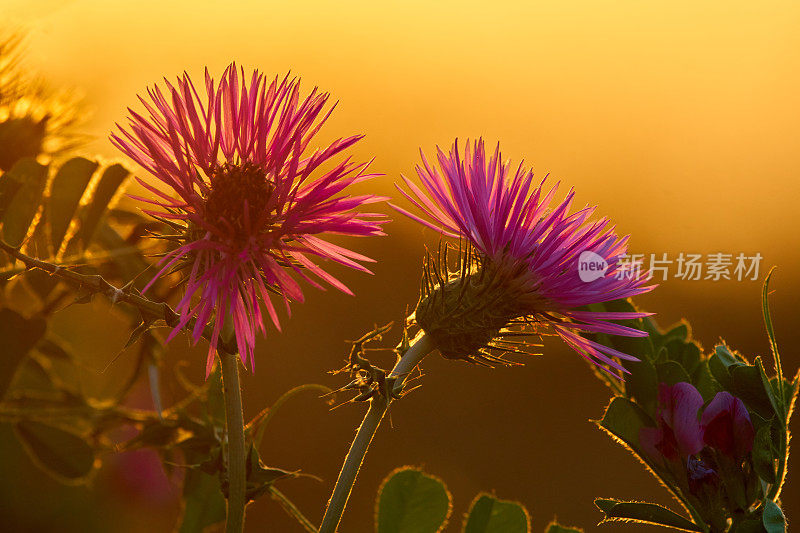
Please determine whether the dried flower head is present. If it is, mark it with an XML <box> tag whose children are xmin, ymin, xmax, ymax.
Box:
<box><xmin>393</xmin><ymin>139</ymin><xmax>654</xmax><ymax>376</ymax></box>
<box><xmin>112</xmin><ymin>63</ymin><xmax>387</xmax><ymax>375</ymax></box>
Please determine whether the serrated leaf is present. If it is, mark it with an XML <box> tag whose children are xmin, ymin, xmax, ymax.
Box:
<box><xmin>178</xmin><ymin>468</ymin><xmax>226</xmax><ymax>533</ymax></box>
<box><xmin>0</xmin><ymin>157</ymin><xmax>48</xmax><ymax>247</ymax></box>
<box><xmin>0</xmin><ymin>308</ymin><xmax>47</xmax><ymax>397</ymax></box>
<box><xmin>14</xmin><ymin>421</ymin><xmax>95</xmax><ymax>482</ymax></box>
<box><xmin>46</xmin><ymin>157</ymin><xmax>98</xmax><ymax>253</ymax></box>
<box><xmin>463</xmin><ymin>493</ymin><xmax>530</xmax><ymax>533</ymax></box>
<box><xmin>762</xmin><ymin>500</ymin><xmax>785</xmax><ymax>533</ymax></box>
<box><xmin>545</xmin><ymin>520</ymin><xmax>583</xmax><ymax>533</ymax></box>
<box><xmin>376</xmin><ymin>467</ymin><xmax>451</xmax><ymax>533</ymax></box>
<box><xmin>594</xmin><ymin>499</ymin><xmax>702</xmax><ymax>532</ymax></box>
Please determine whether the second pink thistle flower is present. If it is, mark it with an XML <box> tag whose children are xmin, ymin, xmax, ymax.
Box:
<box><xmin>393</xmin><ymin>139</ymin><xmax>655</xmax><ymax>376</ymax></box>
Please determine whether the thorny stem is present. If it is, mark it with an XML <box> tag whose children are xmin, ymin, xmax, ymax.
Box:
<box><xmin>0</xmin><ymin>240</ymin><xmax>236</xmax><ymax>353</ymax></box>
<box><xmin>220</xmin><ymin>349</ymin><xmax>246</xmax><ymax>533</ymax></box>
<box><xmin>319</xmin><ymin>333</ymin><xmax>435</xmax><ymax>533</ymax></box>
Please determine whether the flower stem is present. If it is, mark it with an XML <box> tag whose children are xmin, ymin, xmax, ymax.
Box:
<box><xmin>319</xmin><ymin>333</ymin><xmax>434</xmax><ymax>533</ymax></box>
<box><xmin>220</xmin><ymin>349</ymin><xmax>247</xmax><ymax>533</ymax></box>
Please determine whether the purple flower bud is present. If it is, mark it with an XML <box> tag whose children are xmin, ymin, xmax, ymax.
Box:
<box><xmin>701</xmin><ymin>391</ymin><xmax>755</xmax><ymax>460</ymax></box>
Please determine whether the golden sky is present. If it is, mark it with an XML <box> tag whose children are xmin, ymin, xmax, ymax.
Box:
<box><xmin>6</xmin><ymin>0</ymin><xmax>800</xmax><ymax>283</ymax></box>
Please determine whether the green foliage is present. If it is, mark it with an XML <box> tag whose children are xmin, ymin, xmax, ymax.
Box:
<box><xmin>463</xmin><ymin>493</ymin><xmax>530</xmax><ymax>533</ymax></box>
<box><xmin>594</xmin><ymin>499</ymin><xmax>703</xmax><ymax>532</ymax></box>
<box><xmin>376</xmin><ymin>467</ymin><xmax>452</xmax><ymax>533</ymax></box>
<box><xmin>584</xmin><ymin>288</ymin><xmax>798</xmax><ymax>533</ymax></box>
<box><xmin>374</xmin><ymin>468</ymin><xmax>585</xmax><ymax>533</ymax></box>
<box><xmin>597</xmin><ymin>396</ymin><xmax>654</xmax><ymax>454</ymax></box>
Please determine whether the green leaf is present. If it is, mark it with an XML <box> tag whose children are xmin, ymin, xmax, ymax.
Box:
<box><xmin>655</xmin><ymin>323</ymin><xmax>689</xmax><ymax>352</ymax></box>
<box><xmin>622</xmin><ymin>355</ymin><xmax>659</xmax><ymax>414</ymax></box>
<box><xmin>709</xmin><ymin>345</ymin><xmax>744</xmax><ymax>391</ymax></box>
<box><xmin>752</xmin><ymin>424</ymin><xmax>777</xmax><ymax>484</ymax></box>
<box><xmin>661</xmin><ymin>338</ymin><xmax>702</xmax><ymax>374</ymax></box>
<box><xmin>178</xmin><ymin>468</ymin><xmax>226</xmax><ymax>533</ymax></box>
<box><xmin>14</xmin><ymin>421</ymin><xmax>95</xmax><ymax>482</ymax></box>
<box><xmin>656</xmin><ymin>361</ymin><xmax>691</xmax><ymax>387</ymax></box>
<box><xmin>46</xmin><ymin>157</ymin><xmax>98</xmax><ymax>253</ymax></box>
<box><xmin>376</xmin><ymin>467</ymin><xmax>451</xmax><ymax>533</ymax></box>
<box><xmin>692</xmin><ymin>360</ymin><xmax>722</xmax><ymax>402</ymax></box>
<box><xmin>762</xmin><ymin>500</ymin><xmax>786</xmax><ymax>533</ymax></box>
<box><xmin>597</xmin><ymin>396</ymin><xmax>655</xmax><ymax>452</ymax></box>
<box><xmin>594</xmin><ymin>499</ymin><xmax>702</xmax><ymax>532</ymax></box>
<box><xmin>545</xmin><ymin>520</ymin><xmax>583</xmax><ymax>533</ymax></box>
<box><xmin>730</xmin><ymin>363</ymin><xmax>775</xmax><ymax>419</ymax></box>
<box><xmin>0</xmin><ymin>308</ymin><xmax>47</xmax><ymax>397</ymax></box>
<box><xmin>463</xmin><ymin>493</ymin><xmax>530</xmax><ymax>533</ymax></box>
<box><xmin>756</xmin><ymin>358</ymin><xmax>781</xmax><ymax>422</ymax></box>
<box><xmin>761</xmin><ymin>268</ymin><xmax>785</xmax><ymax>421</ymax></box>
<box><xmin>70</xmin><ymin>162</ymin><xmax>129</xmax><ymax>250</ymax></box>
<box><xmin>0</xmin><ymin>158</ymin><xmax>48</xmax><ymax>247</ymax></box>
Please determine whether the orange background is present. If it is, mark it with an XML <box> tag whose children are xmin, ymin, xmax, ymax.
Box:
<box><xmin>4</xmin><ymin>1</ymin><xmax>799</xmax><ymax>531</ymax></box>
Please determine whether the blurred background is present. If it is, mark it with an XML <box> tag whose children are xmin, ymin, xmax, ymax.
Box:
<box><xmin>1</xmin><ymin>0</ymin><xmax>799</xmax><ymax>531</ymax></box>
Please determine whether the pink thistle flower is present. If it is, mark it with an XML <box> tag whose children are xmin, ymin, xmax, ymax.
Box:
<box><xmin>392</xmin><ymin>139</ymin><xmax>654</xmax><ymax>376</ymax></box>
<box><xmin>112</xmin><ymin>64</ymin><xmax>387</xmax><ymax>376</ymax></box>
